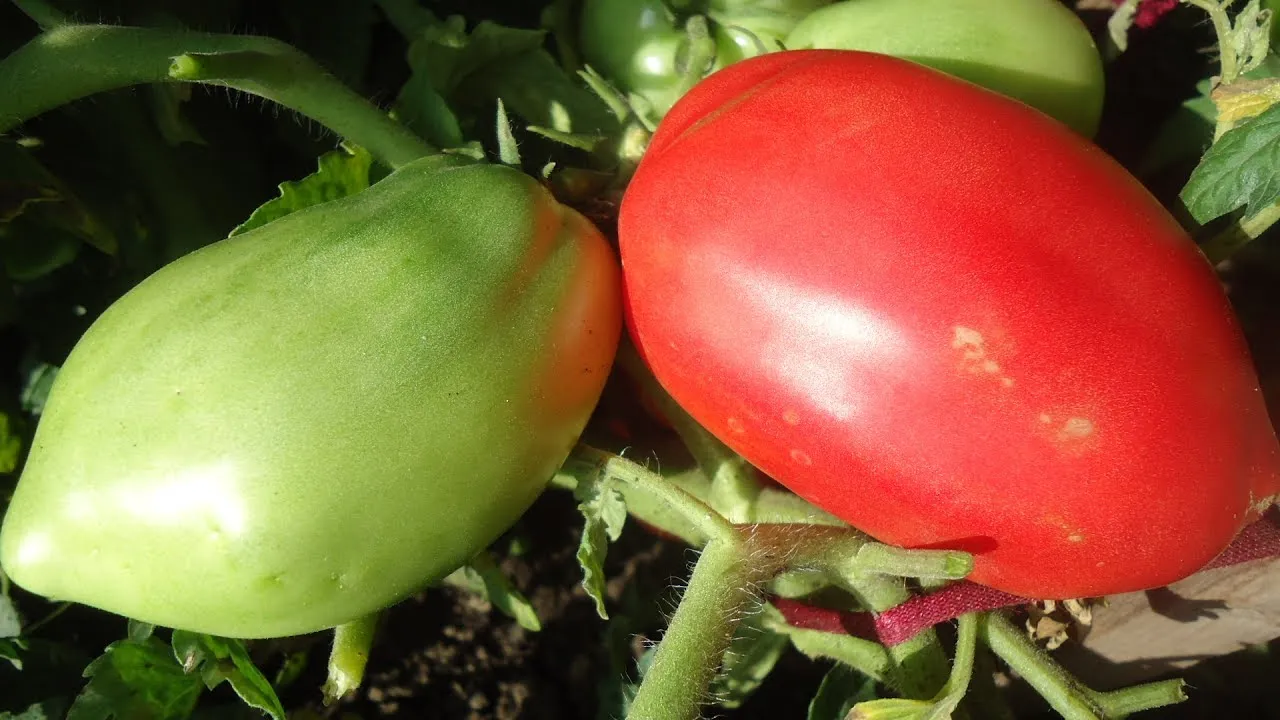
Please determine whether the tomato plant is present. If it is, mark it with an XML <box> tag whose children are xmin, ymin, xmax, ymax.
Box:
<box><xmin>0</xmin><ymin>153</ymin><xmax>622</xmax><ymax>639</ymax></box>
<box><xmin>619</xmin><ymin>49</ymin><xmax>1280</xmax><ymax>600</ymax></box>
<box><xmin>577</xmin><ymin>0</ymin><xmax>827</xmax><ymax>117</ymax></box>
<box><xmin>785</xmin><ymin>0</ymin><xmax>1106</xmax><ymax>136</ymax></box>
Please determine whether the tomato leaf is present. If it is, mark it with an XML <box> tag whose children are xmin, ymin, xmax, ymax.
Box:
<box><xmin>708</xmin><ymin>610</ymin><xmax>789</xmax><ymax>708</ymax></box>
<box><xmin>18</xmin><ymin>362</ymin><xmax>57</xmax><ymax>417</ymax></box>
<box><xmin>1181</xmin><ymin>101</ymin><xmax>1280</xmax><ymax>224</ymax></box>
<box><xmin>0</xmin><ymin>410</ymin><xmax>22</xmax><ymax>474</ymax></box>
<box><xmin>66</xmin><ymin>637</ymin><xmax>204</xmax><ymax>720</ymax></box>
<box><xmin>169</xmin><ymin>633</ymin><xmax>285</xmax><ymax>720</ymax></box>
<box><xmin>574</xmin><ymin>475</ymin><xmax>627</xmax><ymax>619</ymax></box>
<box><xmin>228</xmin><ymin>145</ymin><xmax>374</xmax><ymax>237</ymax></box>
<box><xmin>445</xmin><ymin>551</ymin><xmax>542</xmax><ymax>632</ymax></box>
<box><xmin>807</xmin><ymin>665</ymin><xmax>878</xmax><ymax>720</ymax></box>
<box><xmin>0</xmin><ymin>593</ymin><xmax>20</xmax><ymax>638</ymax></box>
<box><xmin>0</xmin><ymin>638</ymin><xmax>22</xmax><ymax>670</ymax></box>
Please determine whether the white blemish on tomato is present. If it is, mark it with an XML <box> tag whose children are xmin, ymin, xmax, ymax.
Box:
<box><xmin>783</xmin><ymin>409</ymin><xmax>800</xmax><ymax>425</ymax></box>
<box><xmin>727</xmin><ymin>417</ymin><xmax>746</xmax><ymax>434</ymax></box>
<box><xmin>952</xmin><ymin>326</ymin><xmax>1014</xmax><ymax>386</ymax></box>
<box><xmin>1058</xmin><ymin>417</ymin><xmax>1094</xmax><ymax>441</ymax></box>
<box><xmin>790</xmin><ymin>449</ymin><xmax>813</xmax><ymax>466</ymax></box>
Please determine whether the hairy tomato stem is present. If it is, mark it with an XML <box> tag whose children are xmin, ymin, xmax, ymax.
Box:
<box><xmin>982</xmin><ymin>611</ymin><xmax>1186</xmax><ymax>719</ymax></box>
<box><xmin>626</xmin><ymin>537</ymin><xmax>774</xmax><ymax>720</ymax></box>
<box><xmin>0</xmin><ymin>24</ymin><xmax>433</xmax><ymax>169</ymax></box>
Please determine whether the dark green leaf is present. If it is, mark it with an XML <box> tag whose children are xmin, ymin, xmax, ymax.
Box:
<box><xmin>229</xmin><ymin>145</ymin><xmax>373</xmax><ymax>237</ymax></box>
<box><xmin>0</xmin><ymin>140</ymin><xmax>118</xmax><ymax>259</ymax></box>
<box><xmin>808</xmin><ymin>665</ymin><xmax>878</xmax><ymax>720</ymax></box>
<box><xmin>392</xmin><ymin>71</ymin><xmax>467</xmax><ymax>149</ymax></box>
<box><xmin>708</xmin><ymin>611</ymin><xmax>789</xmax><ymax>708</ymax></box>
<box><xmin>1181</xmin><ymin>102</ymin><xmax>1280</xmax><ymax>223</ymax></box>
<box><xmin>67</xmin><ymin>638</ymin><xmax>203</xmax><ymax>720</ymax></box>
<box><xmin>170</xmin><ymin>634</ymin><xmax>285</xmax><ymax>720</ymax></box>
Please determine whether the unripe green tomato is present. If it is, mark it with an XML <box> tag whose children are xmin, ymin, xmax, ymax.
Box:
<box><xmin>579</xmin><ymin>0</ymin><xmax>828</xmax><ymax>116</ymax></box>
<box><xmin>0</xmin><ymin>155</ymin><xmax>623</xmax><ymax>639</ymax></box>
<box><xmin>580</xmin><ymin>0</ymin><xmax>692</xmax><ymax>115</ymax></box>
<box><xmin>785</xmin><ymin>0</ymin><xmax>1106</xmax><ymax>136</ymax></box>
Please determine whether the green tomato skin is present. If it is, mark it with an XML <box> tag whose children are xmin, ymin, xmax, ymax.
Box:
<box><xmin>579</xmin><ymin>0</ymin><xmax>829</xmax><ymax>116</ymax></box>
<box><xmin>580</xmin><ymin>0</ymin><xmax>690</xmax><ymax>114</ymax></box>
<box><xmin>0</xmin><ymin>155</ymin><xmax>623</xmax><ymax>639</ymax></box>
<box><xmin>785</xmin><ymin>0</ymin><xmax>1106</xmax><ymax>136</ymax></box>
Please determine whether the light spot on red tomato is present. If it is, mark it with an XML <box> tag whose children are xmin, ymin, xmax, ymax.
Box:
<box><xmin>790</xmin><ymin>449</ymin><xmax>813</xmax><ymax>466</ymax></box>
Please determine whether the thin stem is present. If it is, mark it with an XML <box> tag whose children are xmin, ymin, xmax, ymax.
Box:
<box><xmin>626</xmin><ymin>539</ymin><xmax>767</xmax><ymax>720</ymax></box>
<box><xmin>0</xmin><ymin>24</ymin><xmax>433</xmax><ymax>168</ymax></box>
<box><xmin>22</xmin><ymin>601</ymin><xmax>72</xmax><ymax>635</ymax></box>
<box><xmin>982</xmin><ymin>612</ymin><xmax>1186</xmax><ymax>719</ymax></box>
<box><xmin>1183</xmin><ymin>0</ymin><xmax>1239</xmax><ymax>82</ymax></box>
<box><xmin>762</xmin><ymin>607</ymin><xmax>896</xmax><ymax>688</ymax></box>
<box><xmin>323</xmin><ymin>612</ymin><xmax>381</xmax><ymax>705</ymax></box>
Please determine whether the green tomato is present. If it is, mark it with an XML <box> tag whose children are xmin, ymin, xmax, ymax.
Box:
<box><xmin>785</xmin><ymin>0</ymin><xmax>1106</xmax><ymax>136</ymax></box>
<box><xmin>580</xmin><ymin>0</ymin><xmax>691</xmax><ymax>115</ymax></box>
<box><xmin>0</xmin><ymin>155</ymin><xmax>622</xmax><ymax>639</ymax></box>
<box><xmin>579</xmin><ymin>0</ymin><xmax>829</xmax><ymax>117</ymax></box>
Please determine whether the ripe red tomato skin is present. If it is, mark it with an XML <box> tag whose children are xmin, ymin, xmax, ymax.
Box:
<box><xmin>619</xmin><ymin>50</ymin><xmax>1280</xmax><ymax>599</ymax></box>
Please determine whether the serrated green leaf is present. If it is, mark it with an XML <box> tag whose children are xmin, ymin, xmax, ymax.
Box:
<box><xmin>808</xmin><ymin>665</ymin><xmax>878</xmax><ymax>720</ymax></box>
<box><xmin>1230</xmin><ymin>0</ymin><xmax>1273</xmax><ymax>76</ymax></box>
<box><xmin>67</xmin><ymin>638</ymin><xmax>203</xmax><ymax>720</ymax></box>
<box><xmin>228</xmin><ymin>145</ymin><xmax>374</xmax><ymax>237</ymax></box>
<box><xmin>0</xmin><ymin>411</ymin><xmax>22</xmax><ymax>474</ymax></box>
<box><xmin>169</xmin><ymin>634</ymin><xmax>285</xmax><ymax>720</ymax></box>
<box><xmin>709</xmin><ymin>610</ymin><xmax>789</xmax><ymax>708</ymax></box>
<box><xmin>574</xmin><ymin>475</ymin><xmax>627</xmax><ymax>619</ymax></box>
<box><xmin>1181</xmin><ymin>101</ymin><xmax>1280</xmax><ymax>223</ymax></box>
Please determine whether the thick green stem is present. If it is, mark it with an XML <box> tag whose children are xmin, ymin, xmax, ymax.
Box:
<box><xmin>982</xmin><ymin>612</ymin><xmax>1186</xmax><ymax>719</ymax></box>
<box><xmin>0</xmin><ymin>24</ymin><xmax>433</xmax><ymax>168</ymax></box>
<box><xmin>323</xmin><ymin>612</ymin><xmax>380</xmax><ymax>704</ymax></box>
<box><xmin>626</xmin><ymin>538</ymin><xmax>767</xmax><ymax>720</ymax></box>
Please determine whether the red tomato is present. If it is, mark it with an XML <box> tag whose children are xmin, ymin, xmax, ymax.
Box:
<box><xmin>618</xmin><ymin>50</ymin><xmax>1280</xmax><ymax>599</ymax></box>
